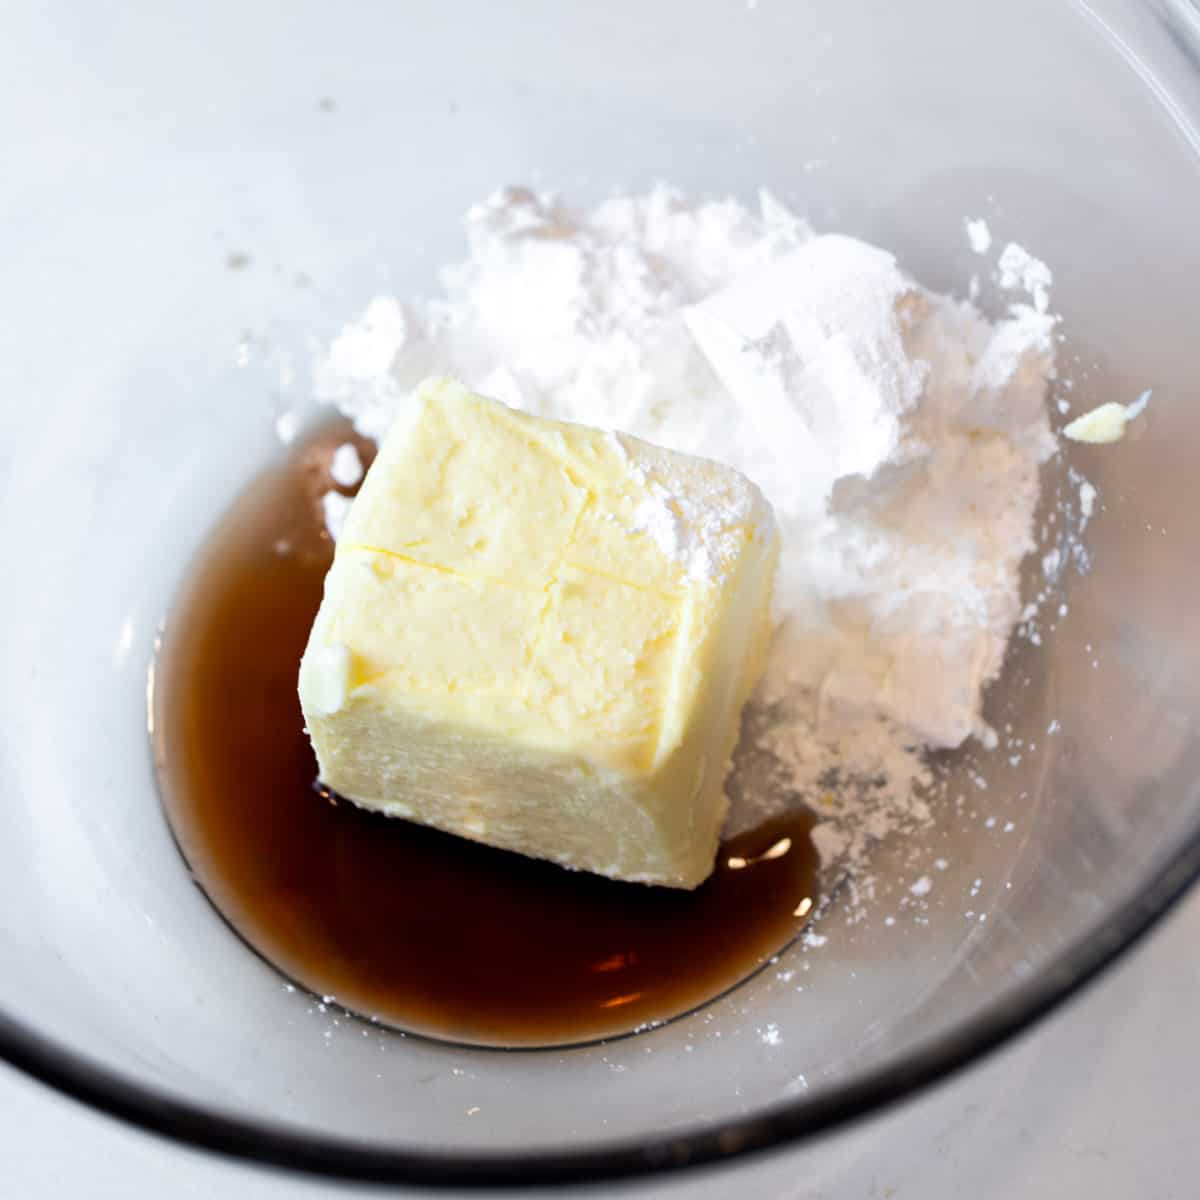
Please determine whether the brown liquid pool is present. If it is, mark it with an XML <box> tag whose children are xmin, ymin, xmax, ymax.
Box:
<box><xmin>152</xmin><ymin>419</ymin><xmax>818</xmax><ymax>1047</ymax></box>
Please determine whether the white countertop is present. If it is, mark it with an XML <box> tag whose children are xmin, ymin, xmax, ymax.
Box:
<box><xmin>3</xmin><ymin>886</ymin><xmax>1196</xmax><ymax>1199</ymax></box>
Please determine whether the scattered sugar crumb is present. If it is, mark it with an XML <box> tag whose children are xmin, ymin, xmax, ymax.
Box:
<box><xmin>275</xmin><ymin>409</ymin><xmax>300</xmax><ymax>444</ymax></box>
<box><xmin>997</xmin><ymin>242</ymin><xmax>1053</xmax><ymax>312</ymax></box>
<box><xmin>1077</xmin><ymin>480</ymin><xmax>1097</xmax><ymax>520</ymax></box>
<box><xmin>321</xmin><ymin>491</ymin><xmax>352</xmax><ymax>540</ymax></box>
<box><xmin>965</xmin><ymin>217</ymin><xmax>992</xmax><ymax>254</ymax></box>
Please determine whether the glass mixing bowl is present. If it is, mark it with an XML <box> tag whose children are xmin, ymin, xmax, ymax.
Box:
<box><xmin>2</xmin><ymin>0</ymin><xmax>1199</xmax><ymax>1186</ymax></box>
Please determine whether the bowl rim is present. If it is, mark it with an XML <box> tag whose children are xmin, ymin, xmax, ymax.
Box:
<box><xmin>5</xmin><ymin>0</ymin><xmax>1200</xmax><ymax>1182</ymax></box>
<box><xmin>1</xmin><ymin>828</ymin><xmax>1195</xmax><ymax>1186</ymax></box>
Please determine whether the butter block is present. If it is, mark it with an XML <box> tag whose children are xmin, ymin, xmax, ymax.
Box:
<box><xmin>299</xmin><ymin>379</ymin><xmax>778</xmax><ymax>888</ymax></box>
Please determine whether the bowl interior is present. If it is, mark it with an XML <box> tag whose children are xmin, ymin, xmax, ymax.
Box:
<box><xmin>2</xmin><ymin>0</ymin><xmax>1199</xmax><ymax>1178</ymax></box>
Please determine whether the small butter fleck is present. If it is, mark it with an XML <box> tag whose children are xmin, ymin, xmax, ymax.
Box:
<box><xmin>302</xmin><ymin>642</ymin><xmax>352</xmax><ymax>716</ymax></box>
<box><xmin>1063</xmin><ymin>391</ymin><xmax>1150</xmax><ymax>444</ymax></box>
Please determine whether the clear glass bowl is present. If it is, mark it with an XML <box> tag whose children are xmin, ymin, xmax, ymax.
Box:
<box><xmin>2</xmin><ymin>0</ymin><xmax>1199</xmax><ymax>1186</ymax></box>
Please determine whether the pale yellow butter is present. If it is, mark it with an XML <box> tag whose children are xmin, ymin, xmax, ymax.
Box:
<box><xmin>1062</xmin><ymin>392</ymin><xmax>1150</xmax><ymax>445</ymax></box>
<box><xmin>299</xmin><ymin>379</ymin><xmax>778</xmax><ymax>888</ymax></box>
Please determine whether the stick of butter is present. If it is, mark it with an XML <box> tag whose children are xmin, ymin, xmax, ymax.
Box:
<box><xmin>299</xmin><ymin>379</ymin><xmax>779</xmax><ymax>888</ymax></box>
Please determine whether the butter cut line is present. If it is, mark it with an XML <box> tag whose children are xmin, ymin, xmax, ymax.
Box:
<box><xmin>560</xmin><ymin>560</ymin><xmax>683</xmax><ymax>602</ymax></box>
<box><xmin>652</xmin><ymin>589</ymin><xmax>699</xmax><ymax>771</ymax></box>
<box><xmin>516</xmin><ymin>485</ymin><xmax>594</xmax><ymax>681</ymax></box>
<box><xmin>469</xmin><ymin>394</ymin><xmax>599</xmax><ymax>491</ymax></box>
<box><xmin>344</xmin><ymin>534</ymin><xmax>687</xmax><ymax>606</ymax></box>
<box><xmin>624</xmin><ymin>622</ymin><xmax>684</xmax><ymax>774</ymax></box>
<box><xmin>344</xmin><ymin>667</ymin><xmax>516</xmax><ymax>697</ymax></box>
<box><xmin>337</xmin><ymin>543</ymin><xmax>547</xmax><ymax>594</ymax></box>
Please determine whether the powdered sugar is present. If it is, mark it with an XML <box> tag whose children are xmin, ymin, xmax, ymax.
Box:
<box><xmin>1079</xmin><ymin>480</ymin><xmax>1097</xmax><ymax>519</ymax></box>
<box><xmin>965</xmin><ymin>217</ymin><xmax>993</xmax><ymax>255</ymax></box>
<box><xmin>619</xmin><ymin>433</ymin><xmax>769</xmax><ymax>584</ymax></box>
<box><xmin>313</xmin><ymin>184</ymin><xmax>1058</xmax><ymax>893</ymax></box>
<box><xmin>316</xmin><ymin>186</ymin><xmax>810</xmax><ymax>444</ymax></box>
<box><xmin>329</xmin><ymin>443</ymin><xmax>364</xmax><ymax>488</ymax></box>
<box><xmin>320</xmin><ymin>491</ymin><xmax>352</xmax><ymax>541</ymax></box>
<box><xmin>682</xmin><ymin>236</ymin><xmax>932</xmax><ymax>527</ymax></box>
<box><xmin>997</xmin><ymin>242</ymin><xmax>1053</xmax><ymax>314</ymax></box>
<box><xmin>628</xmin><ymin>485</ymin><xmax>688</xmax><ymax>564</ymax></box>
<box><xmin>274</xmin><ymin>409</ymin><xmax>300</xmax><ymax>445</ymax></box>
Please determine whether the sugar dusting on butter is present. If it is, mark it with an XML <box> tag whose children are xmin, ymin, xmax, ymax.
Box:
<box><xmin>621</xmin><ymin>435</ymin><xmax>766</xmax><ymax>585</ymax></box>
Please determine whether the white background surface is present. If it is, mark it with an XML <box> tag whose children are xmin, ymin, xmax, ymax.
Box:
<box><xmin>2</xmin><ymin>887</ymin><xmax>1195</xmax><ymax>1199</ymax></box>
